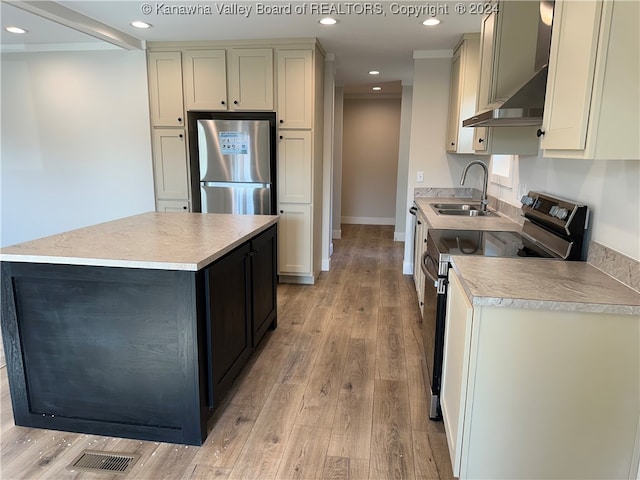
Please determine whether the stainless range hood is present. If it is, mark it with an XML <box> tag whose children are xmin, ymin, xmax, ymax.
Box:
<box><xmin>463</xmin><ymin>1</ymin><xmax>554</xmax><ymax>128</ymax></box>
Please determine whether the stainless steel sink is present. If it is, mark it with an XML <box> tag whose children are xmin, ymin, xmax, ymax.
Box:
<box><xmin>431</xmin><ymin>203</ymin><xmax>481</xmax><ymax>210</ymax></box>
<box><xmin>430</xmin><ymin>203</ymin><xmax>496</xmax><ymax>216</ymax></box>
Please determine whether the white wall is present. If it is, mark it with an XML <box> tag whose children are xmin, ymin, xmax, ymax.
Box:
<box><xmin>332</xmin><ymin>86</ymin><xmax>344</xmax><ymax>239</ymax></box>
<box><xmin>341</xmin><ymin>96</ymin><xmax>401</xmax><ymax>225</ymax></box>
<box><xmin>1</xmin><ymin>49</ymin><xmax>155</xmax><ymax>247</ymax></box>
<box><xmin>393</xmin><ymin>84</ymin><xmax>413</xmax><ymax>241</ymax></box>
<box><xmin>490</xmin><ymin>155</ymin><xmax>640</xmax><ymax>261</ymax></box>
<box><xmin>404</xmin><ymin>56</ymin><xmax>640</xmax><ymax>269</ymax></box>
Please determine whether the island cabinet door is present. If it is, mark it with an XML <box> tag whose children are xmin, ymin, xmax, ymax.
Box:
<box><xmin>204</xmin><ymin>242</ymin><xmax>252</xmax><ymax>408</ymax></box>
<box><xmin>250</xmin><ymin>225</ymin><xmax>278</xmax><ymax>347</ymax></box>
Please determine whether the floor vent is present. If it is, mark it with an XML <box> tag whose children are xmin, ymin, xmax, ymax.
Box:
<box><xmin>67</xmin><ymin>450</ymin><xmax>140</xmax><ymax>475</ymax></box>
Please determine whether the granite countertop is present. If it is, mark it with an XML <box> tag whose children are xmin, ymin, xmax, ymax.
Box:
<box><xmin>414</xmin><ymin>197</ymin><xmax>521</xmax><ymax>232</ymax></box>
<box><xmin>450</xmin><ymin>256</ymin><xmax>640</xmax><ymax>315</ymax></box>
<box><xmin>0</xmin><ymin>212</ymin><xmax>279</xmax><ymax>271</ymax></box>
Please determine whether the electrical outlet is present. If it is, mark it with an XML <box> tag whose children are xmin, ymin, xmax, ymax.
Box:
<box><xmin>417</xmin><ymin>171</ymin><xmax>424</xmax><ymax>182</ymax></box>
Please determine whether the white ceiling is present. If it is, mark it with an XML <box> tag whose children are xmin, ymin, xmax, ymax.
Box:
<box><xmin>1</xmin><ymin>1</ymin><xmax>482</xmax><ymax>86</ymax></box>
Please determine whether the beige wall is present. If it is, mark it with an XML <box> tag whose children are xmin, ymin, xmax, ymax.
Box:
<box><xmin>341</xmin><ymin>97</ymin><xmax>401</xmax><ymax>224</ymax></box>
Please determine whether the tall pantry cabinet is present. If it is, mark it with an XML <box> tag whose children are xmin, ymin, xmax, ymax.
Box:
<box><xmin>147</xmin><ymin>52</ymin><xmax>190</xmax><ymax>212</ymax></box>
<box><xmin>145</xmin><ymin>40</ymin><xmax>325</xmax><ymax>284</ymax></box>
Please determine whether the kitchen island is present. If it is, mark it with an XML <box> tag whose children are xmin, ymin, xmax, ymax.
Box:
<box><xmin>0</xmin><ymin>212</ymin><xmax>278</xmax><ymax>446</ymax></box>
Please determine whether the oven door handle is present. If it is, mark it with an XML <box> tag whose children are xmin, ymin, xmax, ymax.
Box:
<box><xmin>421</xmin><ymin>251</ymin><xmax>439</xmax><ymax>285</ymax></box>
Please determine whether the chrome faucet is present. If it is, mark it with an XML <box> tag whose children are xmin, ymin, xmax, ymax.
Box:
<box><xmin>460</xmin><ymin>160</ymin><xmax>489</xmax><ymax>211</ymax></box>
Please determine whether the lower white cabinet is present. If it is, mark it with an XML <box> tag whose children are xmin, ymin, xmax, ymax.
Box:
<box><xmin>156</xmin><ymin>199</ymin><xmax>190</xmax><ymax>212</ymax></box>
<box><xmin>441</xmin><ymin>269</ymin><xmax>640</xmax><ymax>479</ymax></box>
<box><xmin>277</xmin><ymin>204</ymin><xmax>312</xmax><ymax>278</ymax></box>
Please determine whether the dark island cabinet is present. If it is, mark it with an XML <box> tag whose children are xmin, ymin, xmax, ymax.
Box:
<box><xmin>204</xmin><ymin>224</ymin><xmax>278</xmax><ymax>408</ymax></box>
<box><xmin>250</xmin><ymin>223</ymin><xmax>278</xmax><ymax>347</ymax></box>
<box><xmin>0</xmin><ymin>224</ymin><xmax>277</xmax><ymax>446</ymax></box>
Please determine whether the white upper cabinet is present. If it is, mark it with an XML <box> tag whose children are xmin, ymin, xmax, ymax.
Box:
<box><xmin>446</xmin><ymin>34</ymin><xmax>480</xmax><ymax>154</ymax></box>
<box><xmin>277</xmin><ymin>49</ymin><xmax>314</xmax><ymax>129</ymax></box>
<box><xmin>540</xmin><ymin>0</ymin><xmax>639</xmax><ymax>160</ymax></box>
<box><xmin>476</xmin><ymin>1</ymin><xmax>540</xmax><ymax>111</ymax></box>
<box><xmin>148</xmin><ymin>52</ymin><xmax>185</xmax><ymax>127</ymax></box>
<box><xmin>471</xmin><ymin>1</ymin><xmax>541</xmax><ymax>155</ymax></box>
<box><xmin>182</xmin><ymin>49</ymin><xmax>228</xmax><ymax>110</ymax></box>
<box><xmin>228</xmin><ymin>48</ymin><xmax>274</xmax><ymax>111</ymax></box>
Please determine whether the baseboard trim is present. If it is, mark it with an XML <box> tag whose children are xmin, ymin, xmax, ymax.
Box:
<box><xmin>341</xmin><ymin>216</ymin><xmax>395</xmax><ymax>226</ymax></box>
<box><xmin>394</xmin><ymin>232</ymin><xmax>406</xmax><ymax>242</ymax></box>
<box><xmin>278</xmin><ymin>274</ymin><xmax>316</xmax><ymax>285</ymax></box>
<box><xmin>332</xmin><ymin>229</ymin><xmax>342</xmax><ymax>239</ymax></box>
<box><xmin>403</xmin><ymin>261</ymin><xmax>414</xmax><ymax>275</ymax></box>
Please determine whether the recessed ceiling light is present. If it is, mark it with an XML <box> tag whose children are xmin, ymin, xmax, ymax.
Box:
<box><xmin>131</xmin><ymin>21</ymin><xmax>152</xmax><ymax>29</ymax></box>
<box><xmin>6</xmin><ymin>26</ymin><xmax>28</xmax><ymax>34</ymax></box>
<box><xmin>369</xmin><ymin>70</ymin><xmax>380</xmax><ymax>75</ymax></box>
<box><xmin>372</xmin><ymin>86</ymin><xmax>382</xmax><ymax>91</ymax></box>
<box><xmin>318</xmin><ymin>17</ymin><xmax>337</xmax><ymax>25</ymax></box>
<box><xmin>423</xmin><ymin>18</ymin><xmax>441</xmax><ymax>26</ymax></box>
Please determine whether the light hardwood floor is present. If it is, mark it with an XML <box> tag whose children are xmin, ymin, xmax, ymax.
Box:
<box><xmin>0</xmin><ymin>224</ymin><xmax>453</xmax><ymax>480</ymax></box>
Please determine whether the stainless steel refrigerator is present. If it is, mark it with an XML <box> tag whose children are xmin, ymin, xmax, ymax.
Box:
<box><xmin>188</xmin><ymin>112</ymin><xmax>276</xmax><ymax>214</ymax></box>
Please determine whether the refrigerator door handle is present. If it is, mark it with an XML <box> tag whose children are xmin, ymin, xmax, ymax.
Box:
<box><xmin>201</xmin><ymin>182</ymin><xmax>271</xmax><ymax>189</ymax></box>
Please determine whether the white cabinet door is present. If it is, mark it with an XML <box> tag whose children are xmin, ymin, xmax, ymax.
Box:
<box><xmin>446</xmin><ymin>35</ymin><xmax>481</xmax><ymax>154</ymax></box>
<box><xmin>541</xmin><ymin>0</ymin><xmax>639</xmax><ymax>159</ymax></box>
<box><xmin>540</xmin><ymin>1</ymin><xmax>601</xmax><ymax>152</ymax></box>
<box><xmin>228</xmin><ymin>48</ymin><xmax>273</xmax><ymax>110</ymax></box>
<box><xmin>441</xmin><ymin>270</ymin><xmax>474</xmax><ymax>477</ymax></box>
<box><xmin>278</xmin><ymin>130</ymin><xmax>312</xmax><ymax>204</ymax></box>
<box><xmin>156</xmin><ymin>199</ymin><xmax>190</xmax><ymax>212</ymax></box>
<box><xmin>148</xmin><ymin>52</ymin><xmax>185</xmax><ymax>127</ymax></box>
<box><xmin>277</xmin><ymin>49</ymin><xmax>313</xmax><ymax>129</ymax></box>
<box><xmin>446</xmin><ymin>47</ymin><xmax>463</xmax><ymax>152</ymax></box>
<box><xmin>277</xmin><ymin>204</ymin><xmax>312</xmax><ymax>275</ymax></box>
<box><xmin>151</xmin><ymin>128</ymin><xmax>189</xmax><ymax>200</ymax></box>
<box><xmin>476</xmin><ymin>8</ymin><xmax>498</xmax><ymax>111</ymax></box>
<box><xmin>182</xmin><ymin>49</ymin><xmax>228</xmax><ymax>110</ymax></box>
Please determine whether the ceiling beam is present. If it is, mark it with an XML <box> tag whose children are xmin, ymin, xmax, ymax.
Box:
<box><xmin>5</xmin><ymin>1</ymin><xmax>143</xmax><ymax>50</ymax></box>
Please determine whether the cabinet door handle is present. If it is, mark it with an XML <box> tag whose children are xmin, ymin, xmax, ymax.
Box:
<box><xmin>179</xmin><ymin>134</ymin><xmax>183</xmax><ymax>138</ymax></box>
<box><xmin>536</xmin><ymin>129</ymin><xmax>545</xmax><ymax>137</ymax></box>
<box><xmin>478</xmin><ymin>138</ymin><xmax>484</xmax><ymax>143</ymax></box>
<box><xmin>221</xmin><ymin>100</ymin><xmax>226</xmax><ymax>105</ymax></box>
<box><xmin>279</xmin><ymin>135</ymin><xmax>283</xmax><ymax>140</ymax></box>
<box><xmin>177</xmin><ymin>117</ymin><xmax>182</xmax><ymax>123</ymax></box>
<box><xmin>279</xmin><ymin>119</ymin><xmax>284</xmax><ymax>124</ymax></box>
<box><xmin>182</xmin><ymin>206</ymin><xmax>187</xmax><ymax>210</ymax></box>
<box><xmin>233</xmin><ymin>100</ymin><xmax>239</xmax><ymax>105</ymax></box>
<box><xmin>279</xmin><ymin>210</ymin><xmax>284</xmax><ymax>214</ymax></box>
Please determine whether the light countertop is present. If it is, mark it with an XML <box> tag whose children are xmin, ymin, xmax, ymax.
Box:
<box><xmin>414</xmin><ymin>197</ymin><xmax>521</xmax><ymax>232</ymax></box>
<box><xmin>450</xmin><ymin>256</ymin><xmax>640</xmax><ymax>315</ymax></box>
<box><xmin>0</xmin><ymin>212</ymin><xmax>279</xmax><ymax>271</ymax></box>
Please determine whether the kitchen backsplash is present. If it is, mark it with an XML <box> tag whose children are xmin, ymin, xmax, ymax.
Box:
<box><xmin>588</xmin><ymin>242</ymin><xmax>640</xmax><ymax>293</ymax></box>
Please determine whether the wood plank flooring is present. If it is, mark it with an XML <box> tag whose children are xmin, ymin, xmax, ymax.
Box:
<box><xmin>0</xmin><ymin>224</ymin><xmax>453</xmax><ymax>480</ymax></box>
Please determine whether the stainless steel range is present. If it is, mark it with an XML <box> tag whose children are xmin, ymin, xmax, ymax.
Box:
<box><xmin>421</xmin><ymin>191</ymin><xmax>589</xmax><ymax>419</ymax></box>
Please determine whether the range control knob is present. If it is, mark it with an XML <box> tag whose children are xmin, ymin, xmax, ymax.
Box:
<box><xmin>550</xmin><ymin>205</ymin><xmax>559</xmax><ymax>217</ymax></box>
<box><xmin>520</xmin><ymin>195</ymin><xmax>534</xmax><ymax>206</ymax></box>
<box><xmin>556</xmin><ymin>208</ymin><xmax>569</xmax><ymax>220</ymax></box>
